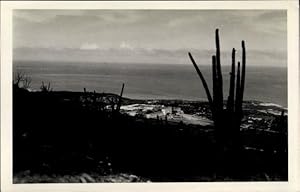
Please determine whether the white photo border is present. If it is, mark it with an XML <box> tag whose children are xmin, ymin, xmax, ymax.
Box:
<box><xmin>1</xmin><ymin>1</ymin><xmax>299</xmax><ymax>192</ymax></box>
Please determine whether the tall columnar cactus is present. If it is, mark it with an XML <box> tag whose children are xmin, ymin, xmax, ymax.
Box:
<box><xmin>188</xmin><ymin>29</ymin><xmax>246</xmax><ymax>146</ymax></box>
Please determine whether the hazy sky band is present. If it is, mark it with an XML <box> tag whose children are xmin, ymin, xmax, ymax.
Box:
<box><xmin>13</xmin><ymin>10</ymin><xmax>287</xmax><ymax>66</ymax></box>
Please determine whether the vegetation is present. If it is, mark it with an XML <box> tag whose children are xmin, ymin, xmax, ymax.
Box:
<box><xmin>40</xmin><ymin>82</ymin><xmax>52</xmax><ymax>92</ymax></box>
<box><xmin>188</xmin><ymin>29</ymin><xmax>246</xmax><ymax>149</ymax></box>
<box><xmin>13</xmin><ymin>72</ymin><xmax>32</xmax><ymax>90</ymax></box>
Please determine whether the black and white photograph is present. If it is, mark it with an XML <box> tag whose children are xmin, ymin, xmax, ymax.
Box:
<box><xmin>1</xmin><ymin>1</ymin><xmax>299</xmax><ymax>191</ymax></box>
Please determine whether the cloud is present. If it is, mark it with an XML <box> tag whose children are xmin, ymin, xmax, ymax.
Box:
<box><xmin>14</xmin><ymin>47</ymin><xmax>286</xmax><ymax>67</ymax></box>
<box><xmin>80</xmin><ymin>43</ymin><xmax>99</xmax><ymax>50</ymax></box>
<box><xmin>13</xmin><ymin>10</ymin><xmax>287</xmax><ymax>55</ymax></box>
<box><xmin>13</xmin><ymin>10</ymin><xmax>57</xmax><ymax>23</ymax></box>
<box><xmin>120</xmin><ymin>41</ymin><xmax>135</xmax><ymax>50</ymax></box>
<box><xmin>13</xmin><ymin>10</ymin><xmax>90</xmax><ymax>23</ymax></box>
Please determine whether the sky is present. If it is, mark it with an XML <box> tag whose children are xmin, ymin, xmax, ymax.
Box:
<box><xmin>13</xmin><ymin>10</ymin><xmax>287</xmax><ymax>66</ymax></box>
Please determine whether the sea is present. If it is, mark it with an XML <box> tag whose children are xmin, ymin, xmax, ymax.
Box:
<box><xmin>13</xmin><ymin>61</ymin><xmax>287</xmax><ymax>108</ymax></box>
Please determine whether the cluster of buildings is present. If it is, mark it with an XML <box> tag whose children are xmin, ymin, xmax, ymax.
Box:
<box><xmin>120</xmin><ymin>103</ymin><xmax>213</xmax><ymax>126</ymax></box>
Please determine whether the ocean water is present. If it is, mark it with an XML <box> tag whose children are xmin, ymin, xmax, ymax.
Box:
<box><xmin>14</xmin><ymin>61</ymin><xmax>287</xmax><ymax>107</ymax></box>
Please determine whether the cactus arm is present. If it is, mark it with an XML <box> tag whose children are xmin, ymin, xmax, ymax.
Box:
<box><xmin>116</xmin><ymin>83</ymin><xmax>125</xmax><ymax>112</ymax></box>
<box><xmin>240</xmin><ymin>41</ymin><xmax>246</xmax><ymax>102</ymax></box>
<box><xmin>235</xmin><ymin>61</ymin><xmax>241</xmax><ymax>114</ymax></box>
<box><xmin>234</xmin><ymin>41</ymin><xmax>247</xmax><ymax>123</ymax></box>
<box><xmin>188</xmin><ymin>52</ymin><xmax>213</xmax><ymax>111</ymax></box>
<box><xmin>212</xmin><ymin>55</ymin><xmax>218</xmax><ymax>120</ymax></box>
<box><xmin>215</xmin><ymin>29</ymin><xmax>223</xmax><ymax>109</ymax></box>
<box><xmin>212</xmin><ymin>55</ymin><xmax>217</xmax><ymax>107</ymax></box>
<box><xmin>227</xmin><ymin>48</ymin><xmax>236</xmax><ymax>112</ymax></box>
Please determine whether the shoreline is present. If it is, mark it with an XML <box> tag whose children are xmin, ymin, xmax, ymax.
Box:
<box><xmin>27</xmin><ymin>89</ymin><xmax>287</xmax><ymax>109</ymax></box>
<box><xmin>21</xmin><ymin>89</ymin><xmax>288</xmax><ymax>129</ymax></box>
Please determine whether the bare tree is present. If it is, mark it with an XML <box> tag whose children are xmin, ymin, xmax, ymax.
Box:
<box><xmin>40</xmin><ymin>81</ymin><xmax>52</xmax><ymax>92</ymax></box>
<box><xmin>22</xmin><ymin>76</ymin><xmax>32</xmax><ymax>89</ymax></box>
<box><xmin>13</xmin><ymin>72</ymin><xmax>25</xmax><ymax>88</ymax></box>
<box><xmin>13</xmin><ymin>72</ymin><xmax>32</xmax><ymax>90</ymax></box>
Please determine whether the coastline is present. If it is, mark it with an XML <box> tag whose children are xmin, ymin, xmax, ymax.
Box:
<box><xmin>23</xmin><ymin>89</ymin><xmax>288</xmax><ymax>128</ymax></box>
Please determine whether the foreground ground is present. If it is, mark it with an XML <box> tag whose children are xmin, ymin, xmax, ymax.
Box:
<box><xmin>13</xmin><ymin>88</ymin><xmax>287</xmax><ymax>182</ymax></box>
